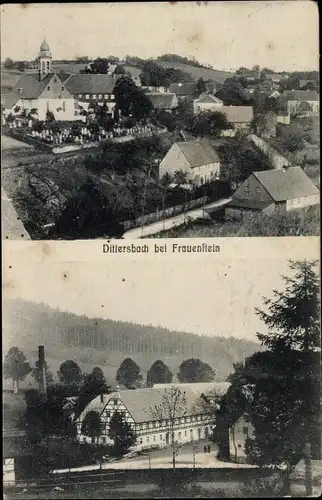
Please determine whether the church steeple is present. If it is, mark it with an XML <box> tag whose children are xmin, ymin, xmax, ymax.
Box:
<box><xmin>38</xmin><ymin>38</ymin><xmax>52</xmax><ymax>80</ymax></box>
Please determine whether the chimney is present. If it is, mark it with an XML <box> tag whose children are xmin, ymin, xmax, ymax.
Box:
<box><xmin>38</xmin><ymin>345</ymin><xmax>47</xmax><ymax>395</ymax></box>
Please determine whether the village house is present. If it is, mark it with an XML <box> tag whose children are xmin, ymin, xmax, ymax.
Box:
<box><xmin>75</xmin><ymin>383</ymin><xmax>229</xmax><ymax>450</ymax></box>
<box><xmin>3</xmin><ymin>39</ymin><xmax>76</xmax><ymax>121</ymax></box>
<box><xmin>264</xmin><ymin>72</ymin><xmax>283</xmax><ymax>83</ymax></box>
<box><xmin>220</xmin><ymin>106</ymin><xmax>254</xmax><ymax>136</ymax></box>
<box><xmin>61</xmin><ymin>73</ymin><xmax>117</xmax><ymax>117</ymax></box>
<box><xmin>282</xmin><ymin>90</ymin><xmax>319</xmax><ymax>116</ymax></box>
<box><xmin>276</xmin><ymin>110</ymin><xmax>291</xmax><ymax>125</ymax></box>
<box><xmin>225</xmin><ymin>166</ymin><xmax>320</xmax><ymax>220</ymax></box>
<box><xmin>169</xmin><ymin>82</ymin><xmax>198</xmax><ymax>100</ymax></box>
<box><xmin>193</xmin><ymin>94</ymin><xmax>223</xmax><ymax>114</ymax></box>
<box><xmin>159</xmin><ymin>139</ymin><xmax>221</xmax><ymax>185</ymax></box>
<box><xmin>229</xmin><ymin>414</ymin><xmax>255</xmax><ymax>463</ymax></box>
<box><xmin>237</xmin><ymin>68</ymin><xmax>261</xmax><ymax>81</ymax></box>
<box><xmin>147</xmin><ymin>92</ymin><xmax>178</xmax><ymax>112</ymax></box>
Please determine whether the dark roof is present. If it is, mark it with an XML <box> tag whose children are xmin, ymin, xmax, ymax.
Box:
<box><xmin>147</xmin><ymin>92</ymin><xmax>177</xmax><ymax>109</ymax></box>
<box><xmin>283</xmin><ymin>90</ymin><xmax>319</xmax><ymax>101</ymax></box>
<box><xmin>227</xmin><ymin>198</ymin><xmax>273</xmax><ymax>211</ymax></box>
<box><xmin>175</xmin><ymin>139</ymin><xmax>220</xmax><ymax>167</ymax></box>
<box><xmin>4</xmin><ymin>73</ymin><xmax>54</xmax><ymax>108</ymax></box>
<box><xmin>169</xmin><ymin>83</ymin><xmax>197</xmax><ymax>96</ymax></box>
<box><xmin>64</xmin><ymin>74</ymin><xmax>118</xmax><ymax>94</ymax></box>
<box><xmin>253</xmin><ymin>167</ymin><xmax>320</xmax><ymax>202</ymax></box>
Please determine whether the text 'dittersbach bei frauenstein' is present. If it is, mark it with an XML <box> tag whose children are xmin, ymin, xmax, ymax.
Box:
<box><xmin>102</xmin><ymin>242</ymin><xmax>221</xmax><ymax>254</ymax></box>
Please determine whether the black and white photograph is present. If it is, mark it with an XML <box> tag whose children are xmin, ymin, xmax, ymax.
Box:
<box><xmin>1</xmin><ymin>1</ymin><xmax>319</xmax><ymax>240</ymax></box>
<box><xmin>2</xmin><ymin>238</ymin><xmax>321</xmax><ymax>498</ymax></box>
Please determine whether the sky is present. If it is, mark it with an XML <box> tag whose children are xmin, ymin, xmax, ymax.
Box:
<box><xmin>1</xmin><ymin>1</ymin><xmax>319</xmax><ymax>72</ymax></box>
<box><xmin>3</xmin><ymin>242</ymin><xmax>319</xmax><ymax>342</ymax></box>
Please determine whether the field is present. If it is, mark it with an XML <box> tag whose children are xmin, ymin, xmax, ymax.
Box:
<box><xmin>154</xmin><ymin>60</ymin><xmax>233</xmax><ymax>83</ymax></box>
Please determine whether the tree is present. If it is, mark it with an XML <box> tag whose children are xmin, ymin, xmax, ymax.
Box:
<box><xmin>190</xmin><ymin>110</ymin><xmax>232</xmax><ymax>137</ymax></box>
<box><xmin>295</xmin><ymin>101</ymin><xmax>313</xmax><ymax>117</ymax></box>
<box><xmin>116</xmin><ymin>358</ymin><xmax>142</xmax><ymax>389</ymax></box>
<box><xmin>146</xmin><ymin>360</ymin><xmax>173</xmax><ymax>387</ymax></box>
<box><xmin>57</xmin><ymin>360</ymin><xmax>82</xmax><ymax>386</ymax></box>
<box><xmin>46</xmin><ymin>110</ymin><xmax>55</xmax><ymax>124</ymax></box>
<box><xmin>81</xmin><ymin>410</ymin><xmax>102</xmax><ymax>444</ymax></box>
<box><xmin>3</xmin><ymin>347</ymin><xmax>31</xmax><ymax>394</ymax></box>
<box><xmin>85</xmin><ymin>57</ymin><xmax>109</xmax><ymax>74</ymax></box>
<box><xmin>3</xmin><ymin>57</ymin><xmax>14</xmax><ymax>69</ymax></box>
<box><xmin>173</xmin><ymin>169</ymin><xmax>189</xmax><ymax>185</ymax></box>
<box><xmin>109</xmin><ymin>411</ymin><xmax>136</xmax><ymax>456</ymax></box>
<box><xmin>16</xmin><ymin>61</ymin><xmax>25</xmax><ymax>72</ymax></box>
<box><xmin>114</xmin><ymin>65</ymin><xmax>126</xmax><ymax>75</ymax></box>
<box><xmin>31</xmin><ymin>360</ymin><xmax>54</xmax><ymax>386</ymax></box>
<box><xmin>114</xmin><ymin>76</ymin><xmax>153</xmax><ymax>121</ymax></box>
<box><xmin>255</xmin><ymin>260</ymin><xmax>320</xmax><ymax>352</ymax></box>
<box><xmin>150</xmin><ymin>387</ymin><xmax>187</xmax><ymax>469</ymax></box>
<box><xmin>216</xmin><ymin>77</ymin><xmax>251</xmax><ymax>106</ymax></box>
<box><xmin>82</xmin><ymin>367</ymin><xmax>107</xmax><ymax>394</ymax></box>
<box><xmin>177</xmin><ymin>358</ymin><xmax>215</xmax><ymax>383</ymax></box>
<box><xmin>218</xmin><ymin>260</ymin><xmax>321</xmax><ymax>495</ymax></box>
<box><xmin>196</xmin><ymin>77</ymin><xmax>207</xmax><ymax>95</ymax></box>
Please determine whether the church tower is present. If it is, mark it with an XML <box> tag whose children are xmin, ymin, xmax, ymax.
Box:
<box><xmin>38</xmin><ymin>38</ymin><xmax>52</xmax><ymax>80</ymax></box>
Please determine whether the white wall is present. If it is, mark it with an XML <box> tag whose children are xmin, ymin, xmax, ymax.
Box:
<box><xmin>3</xmin><ymin>458</ymin><xmax>15</xmax><ymax>485</ymax></box>
<box><xmin>286</xmin><ymin>194</ymin><xmax>320</xmax><ymax>211</ymax></box>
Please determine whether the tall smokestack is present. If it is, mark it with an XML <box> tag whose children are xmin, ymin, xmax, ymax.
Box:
<box><xmin>38</xmin><ymin>345</ymin><xmax>47</xmax><ymax>395</ymax></box>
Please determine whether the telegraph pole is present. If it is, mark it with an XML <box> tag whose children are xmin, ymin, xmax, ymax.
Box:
<box><xmin>304</xmin><ymin>442</ymin><xmax>313</xmax><ymax>496</ymax></box>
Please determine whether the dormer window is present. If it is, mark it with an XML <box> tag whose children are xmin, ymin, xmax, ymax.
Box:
<box><xmin>54</xmin><ymin>78</ymin><xmax>57</xmax><ymax>83</ymax></box>
<box><xmin>62</xmin><ymin>86</ymin><xmax>65</xmax><ymax>91</ymax></box>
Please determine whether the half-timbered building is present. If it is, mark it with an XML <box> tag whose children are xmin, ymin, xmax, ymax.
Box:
<box><xmin>75</xmin><ymin>383</ymin><xmax>229</xmax><ymax>451</ymax></box>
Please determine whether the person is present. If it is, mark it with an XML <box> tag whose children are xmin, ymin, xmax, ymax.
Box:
<box><xmin>203</xmin><ymin>445</ymin><xmax>207</xmax><ymax>453</ymax></box>
<box><xmin>208</xmin><ymin>444</ymin><xmax>211</xmax><ymax>453</ymax></box>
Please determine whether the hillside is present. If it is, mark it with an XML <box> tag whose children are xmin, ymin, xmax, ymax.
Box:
<box><xmin>3</xmin><ymin>299</ymin><xmax>260</xmax><ymax>384</ymax></box>
<box><xmin>154</xmin><ymin>60</ymin><xmax>233</xmax><ymax>84</ymax></box>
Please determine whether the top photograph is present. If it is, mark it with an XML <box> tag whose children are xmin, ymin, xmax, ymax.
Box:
<box><xmin>1</xmin><ymin>1</ymin><xmax>319</xmax><ymax>241</ymax></box>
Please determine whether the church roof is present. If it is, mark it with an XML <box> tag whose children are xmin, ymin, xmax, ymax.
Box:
<box><xmin>3</xmin><ymin>73</ymin><xmax>55</xmax><ymax>109</ymax></box>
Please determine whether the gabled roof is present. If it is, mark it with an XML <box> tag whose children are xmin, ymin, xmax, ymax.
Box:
<box><xmin>169</xmin><ymin>83</ymin><xmax>197</xmax><ymax>96</ymax></box>
<box><xmin>253</xmin><ymin>167</ymin><xmax>320</xmax><ymax>202</ymax></box>
<box><xmin>4</xmin><ymin>73</ymin><xmax>54</xmax><ymax>109</ymax></box>
<box><xmin>174</xmin><ymin>139</ymin><xmax>220</xmax><ymax>167</ymax></box>
<box><xmin>221</xmin><ymin>105</ymin><xmax>254</xmax><ymax>124</ymax></box>
<box><xmin>147</xmin><ymin>92</ymin><xmax>177</xmax><ymax>109</ymax></box>
<box><xmin>77</xmin><ymin>383</ymin><xmax>230</xmax><ymax>424</ymax></box>
<box><xmin>194</xmin><ymin>94</ymin><xmax>223</xmax><ymax>105</ymax></box>
<box><xmin>64</xmin><ymin>74</ymin><xmax>118</xmax><ymax>94</ymax></box>
<box><xmin>283</xmin><ymin>90</ymin><xmax>319</xmax><ymax>101</ymax></box>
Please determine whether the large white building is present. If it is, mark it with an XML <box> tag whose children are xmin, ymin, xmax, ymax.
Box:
<box><xmin>75</xmin><ymin>383</ymin><xmax>229</xmax><ymax>451</ymax></box>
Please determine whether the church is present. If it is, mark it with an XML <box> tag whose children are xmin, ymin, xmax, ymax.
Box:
<box><xmin>3</xmin><ymin>39</ymin><xmax>120</xmax><ymax>121</ymax></box>
<box><xmin>3</xmin><ymin>39</ymin><xmax>77</xmax><ymax>121</ymax></box>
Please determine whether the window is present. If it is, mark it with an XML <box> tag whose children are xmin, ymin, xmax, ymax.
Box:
<box><xmin>102</xmin><ymin>437</ymin><xmax>106</xmax><ymax>444</ymax></box>
<box><xmin>92</xmin><ymin>94</ymin><xmax>97</xmax><ymax>100</ymax></box>
<box><xmin>47</xmin><ymin>86</ymin><xmax>50</xmax><ymax>91</ymax></box>
<box><xmin>62</xmin><ymin>101</ymin><xmax>66</xmax><ymax>112</ymax></box>
<box><xmin>153</xmin><ymin>435</ymin><xmax>156</xmax><ymax>442</ymax></box>
<box><xmin>62</xmin><ymin>86</ymin><xmax>65</xmax><ymax>91</ymax></box>
<box><xmin>111</xmin><ymin>94</ymin><xmax>115</xmax><ymax>100</ymax></box>
<box><xmin>178</xmin><ymin>431</ymin><xmax>181</xmax><ymax>439</ymax></box>
<box><xmin>113</xmin><ymin>399</ymin><xmax>118</xmax><ymax>406</ymax></box>
<box><xmin>256</xmin><ymin>187</ymin><xmax>261</xmax><ymax>195</ymax></box>
<box><xmin>140</xmin><ymin>439</ymin><xmax>143</xmax><ymax>445</ymax></box>
<box><xmin>146</xmin><ymin>436</ymin><xmax>149</xmax><ymax>443</ymax></box>
<box><xmin>104</xmin><ymin>94</ymin><xmax>109</xmax><ymax>99</ymax></box>
<box><xmin>153</xmin><ymin>421</ymin><xmax>156</xmax><ymax>428</ymax></box>
<box><xmin>78</xmin><ymin>94</ymin><xmax>82</xmax><ymax>98</ymax></box>
<box><xmin>82</xmin><ymin>437</ymin><xmax>86</xmax><ymax>443</ymax></box>
<box><xmin>160</xmin><ymin>434</ymin><xmax>162</xmax><ymax>441</ymax></box>
<box><xmin>98</xmin><ymin>94</ymin><xmax>103</xmax><ymax>99</ymax></box>
<box><xmin>46</xmin><ymin>61</ymin><xmax>50</xmax><ymax>70</ymax></box>
<box><xmin>243</xmin><ymin>426</ymin><xmax>248</xmax><ymax>435</ymax></box>
<box><xmin>86</xmin><ymin>94</ymin><xmax>90</xmax><ymax>99</ymax></box>
<box><xmin>142</xmin><ymin>423</ymin><xmax>146</xmax><ymax>430</ymax></box>
<box><xmin>185</xmin><ymin>430</ymin><xmax>187</xmax><ymax>437</ymax></box>
<box><xmin>244</xmin><ymin>185</ymin><xmax>250</xmax><ymax>193</ymax></box>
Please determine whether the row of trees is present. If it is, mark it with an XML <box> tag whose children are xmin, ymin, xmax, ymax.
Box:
<box><xmin>213</xmin><ymin>260</ymin><xmax>320</xmax><ymax>495</ymax></box>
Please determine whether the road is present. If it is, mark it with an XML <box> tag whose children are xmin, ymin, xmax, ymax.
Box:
<box><xmin>122</xmin><ymin>197</ymin><xmax>232</xmax><ymax>239</ymax></box>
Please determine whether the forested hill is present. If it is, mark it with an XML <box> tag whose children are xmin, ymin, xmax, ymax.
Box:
<box><xmin>3</xmin><ymin>299</ymin><xmax>260</xmax><ymax>381</ymax></box>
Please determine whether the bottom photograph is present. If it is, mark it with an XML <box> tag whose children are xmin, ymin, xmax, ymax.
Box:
<box><xmin>2</xmin><ymin>248</ymin><xmax>321</xmax><ymax>499</ymax></box>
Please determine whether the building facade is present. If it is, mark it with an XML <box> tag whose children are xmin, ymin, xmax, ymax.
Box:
<box><xmin>193</xmin><ymin>94</ymin><xmax>224</xmax><ymax>114</ymax></box>
<box><xmin>76</xmin><ymin>384</ymin><xmax>229</xmax><ymax>451</ymax></box>
<box><xmin>159</xmin><ymin>139</ymin><xmax>221</xmax><ymax>186</ymax></box>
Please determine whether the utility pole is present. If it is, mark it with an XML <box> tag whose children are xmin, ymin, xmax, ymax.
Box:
<box><xmin>38</xmin><ymin>345</ymin><xmax>47</xmax><ymax>396</ymax></box>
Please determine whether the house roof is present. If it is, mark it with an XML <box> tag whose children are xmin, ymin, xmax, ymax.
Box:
<box><xmin>227</xmin><ymin>198</ymin><xmax>273</xmax><ymax>211</ymax></box>
<box><xmin>220</xmin><ymin>105</ymin><xmax>254</xmax><ymax>124</ymax></box>
<box><xmin>169</xmin><ymin>83</ymin><xmax>197</xmax><ymax>96</ymax></box>
<box><xmin>64</xmin><ymin>74</ymin><xmax>118</xmax><ymax>94</ymax></box>
<box><xmin>283</xmin><ymin>90</ymin><xmax>319</xmax><ymax>102</ymax></box>
<box><xmin>147</xmin><ymin>92</ymin><xmax>177</xmax><ymax>109</ymax></box>
<box><xmin>175</xmin><ymin>139</ymin><xmax>221</xmax><ymax>167</ymax></box>
<box><xmin>265</xmin><ymin>73</ymin><xmax>282</xmax><ymax>81</ymax></box>
<box><xmin>77</xmin><ymin>383</ymin><xmax>230</xmax><ymax>424</ymax></box>
<box><xmin>253</xmin><ymin>167</ymin><xmax>320</xmax><ymax>202</ymax></box>
<box><xmin>4</xmin><ymin>73</ymin><xmax>54</xmax><ymax>109</ymax></box>
<box><xmin>194</xmin><ymin>94</ymin><xmax>223</xmax><ymax>105</ymax></box>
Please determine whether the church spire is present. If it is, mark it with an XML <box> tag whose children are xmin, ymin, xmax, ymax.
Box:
<box><xmin>38</xmin><ymin>37</ymin><xmax>52</xmax><ymax>80</ymax></box>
